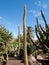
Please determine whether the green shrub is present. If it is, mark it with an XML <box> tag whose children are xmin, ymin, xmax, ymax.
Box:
<box><xmin>9</xmin><ymin>51</ymin><xmax>15</xmax><ymax>57</ymax></box>
<box><xmin>19</xmin><ymin>44</ymin><xmax>36</xmax><ymax>58</ymax></box>
<box><xmin>27</xmin><ymin>44</ymin><xmax>36</xmax><ymax>55</ymax></box>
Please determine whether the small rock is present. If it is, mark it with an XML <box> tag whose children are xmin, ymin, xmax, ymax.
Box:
<box><xmin>28</xmin><ymin>54</ymin><xmax>42</xmax><ymax>65</ymax></box>
<box><xmin>37</xmin><ymin>55</ymin><xmax>44</xmax><ymax>60</ymax></box>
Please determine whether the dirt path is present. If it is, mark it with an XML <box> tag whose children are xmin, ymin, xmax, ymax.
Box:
<box><xmin>6</xmin><ymin>57</ymin><xmax>24</xmax><ymax>65</ymax></box>
<box><xmin>1</xmin><ymin>56</ymin><xmax>48</xmax><ymax>65</ymax></box>
<box><xmin>6</xmin><ymin>57</ymin><xmax>41</xmax><ymax>65</ymax></box>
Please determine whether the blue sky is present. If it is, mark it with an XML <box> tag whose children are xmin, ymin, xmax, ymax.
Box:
<box><xmin>0</xmin><ymin>0</ymin><xmax>49</xmax><ymax>38</ymax></box>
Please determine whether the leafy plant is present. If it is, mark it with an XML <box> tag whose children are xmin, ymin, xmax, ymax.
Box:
<box><xmin>0</xmin><ymin>25</ymin><xmax>13</xmax><ymax>63</ymax></box>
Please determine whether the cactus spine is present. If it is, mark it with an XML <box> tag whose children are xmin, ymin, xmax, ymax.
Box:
<box><xmin>18</xmin><ymin>25</ymin><xmax>20</xmax><ymax>56</ymax></box>
<box><xmin>23</xmin><ymin>5</ymin><xmax>28</xmax><ymax>65</ymax></box>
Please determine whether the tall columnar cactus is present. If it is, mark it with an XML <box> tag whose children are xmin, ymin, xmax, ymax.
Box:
<box><xmin>35</xmin><ymin>10</ymin><xmax>49</xmax><ymax>54</ymax></box>
<box><xmin>18</xmin><ymin>25</ymin><xmax>20</xmax><ymax>56</ymax></box>
<box><xmin>23</xmin><ymin>5</ymin><xmax>28</xmax><ymax>65</ymax></box>
<box><xmin>41</xmin><ymin>10</ymin><xmax>49</xmax><ymax>30</ymax></box>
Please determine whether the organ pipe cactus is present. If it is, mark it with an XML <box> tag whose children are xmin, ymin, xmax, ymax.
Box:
<box><xmin>23</xmin><ymin>5</ymin><xmax>28</xmax><ymax>65</ymax></box>
<box><xmin>35</xmin><ymin>10</ymin><xmax>49</xmax><ymax>54</ymax></box>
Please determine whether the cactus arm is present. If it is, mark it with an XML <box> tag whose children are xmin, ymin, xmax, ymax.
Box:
<box><xmin>29</xmin><ymin>35</ymin><xmax>43</xmax><ymax>49</ymax></box>
<box><xmin>36</xmin><ymin>17</ymin><xmax>39</xmax><ymax>28</ymax></box>
<box><xmin>44</xmin><ymin>44</ymin><xmax>49</xmax><ymax>50</ymax></box>
<box><xmin>35</xmin><ymin>25</ymin><xmax>42</xmax><ymax>44</ymax></box>
<box><xmin>38</xmin><ymin>28</ymin><xmax>44</xmax><ymax>42</ymax></box>
<box><xmin>40</xmin><ymin>25</ymin><xmax>46</xmax><ymax>35</ymax></box>
<box><xmin>40</xmin><ymin>25</ymin><xmax>49</xmax><ymax>43</ymax></box>
<box><xmin>41</xmin><ymin>10</ymin><xmax>49</xmax><ymax>29</ymax></box>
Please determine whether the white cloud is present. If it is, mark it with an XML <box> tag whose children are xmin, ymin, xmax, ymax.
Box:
<box><xmin>42</xmin><ymin>4</ymin><xmax>47</xmax><ymax>9</ymax></box>
<box><xmin>35</xmin><ymin>1</ymin><xmax>47</xmax><ymax>9</ymax></box>
<box><xmin>29</xmin><ymin>10</ymin><xmax>41</xmax><ymax>17</ymax></box>
<box><xmin>35</xmin><ymin>0</ymin><xmax>41</xmax><ymax>7</ymax></box>
<box><xmin>0</xmin><ymin>16</ymin><xmax>3</xmax><ymax>19</ymax></box>
<box><xmin>29</xmin><ymin>10</ymin><xmax>33</xmax><ymax>13</ymax></box>
<box><xmin>34</xmin><ymin>11</ymin><xmax>41</xmax><ymax>17</ymax></box>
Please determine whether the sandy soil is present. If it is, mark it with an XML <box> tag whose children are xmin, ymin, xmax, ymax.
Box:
<box><xmin>6</xmin><ymin>57</ymin><xmax>24</xmax><ymax>65</ymax></box>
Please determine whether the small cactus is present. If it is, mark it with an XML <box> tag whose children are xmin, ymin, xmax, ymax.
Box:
<box><xmin>18</xmin><ymin>25</ymin><xmax>20</xmax><ymax>56</ymax></box>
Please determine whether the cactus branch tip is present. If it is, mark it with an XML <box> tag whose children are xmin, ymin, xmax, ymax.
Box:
<box><xmin>24</xmin><ymin>5</ymin><xmax>26</xmax><ymax>10</ymax></box>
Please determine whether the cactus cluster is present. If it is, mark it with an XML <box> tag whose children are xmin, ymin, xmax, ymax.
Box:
<box><xmin>35</xmin><ymin>10</ymin><xmax>49</xmax><ymax>54</ymax></box>
<box><xmin>17</xmin><ymin>5</ymin><xmax>49</xmax><ymax>65</ymax></box>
